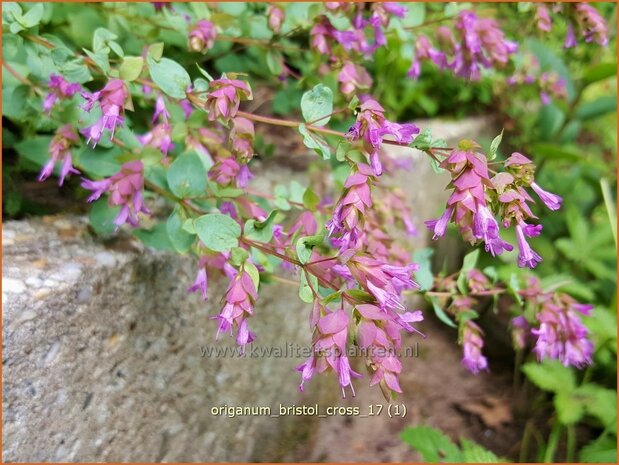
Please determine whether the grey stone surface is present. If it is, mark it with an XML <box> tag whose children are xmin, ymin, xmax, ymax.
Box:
<box><xmin>2</xmin><ymin>217</ymin><xmax>332</xmax><ymax>462</ymax></box>
<box><xmin>2</xmin><ymin>116</ymin><xmax>495</xmax><ymax>462</ymax></box>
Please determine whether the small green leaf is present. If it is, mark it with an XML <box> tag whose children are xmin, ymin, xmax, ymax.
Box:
<box><xmin>166</xmin><ymin>209</ymin><xmax>195</xmax><ymax>253</ymax></box>
<box><xmin>429</xmin><ymin>296</ymin><xmax>457</xmax><ymax>328</ymax></box>
<box><xmin>299</xmin><ymin>272</ymin><xmax>317</xmax><ymax>303</ymax></box>
<box><xmin>19</xmin><ymin>3</ymin><xmax>44</xmax><ymax>28</ymax></box>
<box><xmin>487</xmin><ymin>129</ymin><xmax>504</xmax><ymax>161</ymax></box>
<box><xmin>147</xmin><ymin>56</ymin><xmax>191</xmax><ymax>99</ymax></box>
<box><xmin>522</xmin><ymin>360</ymin><xmax>575</xmax><ymax>393</ymax></box>
<box><xmin>457</xmin><ymin>249</ymin><xmax>479</xmax><ymax>295</ymax></box>
<box><xmin>148</xmin><ymin>42</ymin><xmax>164</xmax><ymax>61</ymax></box>
<box><xmin>167</xmin><ymin>151</ymin><xmax>207</xmax><ymax>199</ymax></box>
<box><xmin>194</xmin><ymin>213</ymin><xmax>241</xmax><ymax>252</ymax></box>
<box><xmin>244</xmin><ymin>261</ymin><xmax>260</xmax><ymax>289</ymax></box>
<box><xmin>244</xmin><ymin>212</ymin><xmax>276</xmax><ymax>243</ymax></box>
<box><xmin>413</xmin><ymin>248</ymin><xmax>434</xmax><ymax>291</ymax></box>
<box><xmin>296</xmin><ymin>234</ymin><xmax>324</xmax><ymax>264</ymax></box>
<box><xmin>300</xmin><ymin>84</ymin><xmax>333</xmax><ymax>126</ymax></box>
<box><xmin>554</xmin><ymin>391</ymin><xmax>585</xmax><ymax>425</ymax></box>
<box><xmin>134</xmin><ymin>223</ymin><xmax>174</xmax><ymax>251</ymax></box>
<box><xmin>119</xmin><ymin>56</ymin><xmax>144</xmax><ymax>82</ymax></box>
<box><xmin>303</xmin><ymin>188</ymin><xmax>320</xmax><ymax>211</ymax></box>
<box><xmin>230</xmin><ymin>247</ymin><xmax>250</xmax><ymax>267</ymax></box>
<box><xmin>298</xmin><ymin>123</ymin><xmax>331</xmax><ymax>160</ymax></box>
<box><xmin>582</xmin><ymin>62</ymin><xmax>617</xmax><ymax>86</ymax></box>
<box><xmin>575</xmin><ymin>96</ymin><xmax>617</xmax><ymax>121</ymax></box>
<box><xmin>460</xmin><ymin>438</ymin><xmax>503</xmax><ymax>463</ymax></box>
<box><xmin>89</xmin><ymin>199</ymin><xmax>120</xmax><ymax>236</ymax></box>
<box><xmin>401</xmin><ymin>426</ymin><xmax>462</xmax><ymax>462</ymax></box>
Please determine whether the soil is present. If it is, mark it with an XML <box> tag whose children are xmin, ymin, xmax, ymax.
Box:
<box><xmin>287</xmin><ymin>316</ymin><xmax>527</xmax><ymax>462</ymax></box>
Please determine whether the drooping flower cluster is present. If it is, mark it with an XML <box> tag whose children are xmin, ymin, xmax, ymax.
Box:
<box><xmin>326</xmin><ymin>163</ymin><xmax>374</xmax><ymax>251</ymax></box>
<box><xmin>310</xmin><ymin>2</ymin><xmax>406</xmax><ymax>63</ymax></box>
<box><xmin>214</xmin><ymin>269</ymin><xmax>258</xmax><ymax>350</ymax></box>
<box><xmin>297</xmin><ymin>306</ymin><xmax>362</xmax><ymax>397</ymax></box>
<box><xmin>204</xmin><ymin>78</ymin><xmax>252</xmax><ymax>122</ymax></box>
<box><xmin>534</xmin><ymin>3</ymin><xmax>609</xmax><ymax>48</ymax></box>
<box><xmin>460</xmin><ymin>320</ymin><xmax>489</xmax><ymax>374</ymax></box>
<box><xmin>562</xmin><ymin>3</ymin><xmax>609</xmax><ymax>48</ymax></box>
<box><xmin>571</xmin><ymin>3</ymin><xmax>609</xmax><ymax>46</ymax></box>
<box><xmin>427</xmin><ymin>145</ymin><xmax>563</xmax><ymax>269</ymax></box>
<box><xmin>43</xmin><ymin>74</ymin><xmax>80</xmax><ymax>113</ymax></box>
<box><xmin>355</xmin><ymin>303</ymin><xmax>423</xmax><ymax>396</ymax></box>
<box><xmin>521</xmin><ymin>277</ymin><xmax>594</xmax><ymax>368</ymax></box>
<box><xmin>81</xmin><ymin>160</ymin><xmax>150</xmax><ymax>228</ymax></box>
<box><xmin>38</xmin><ymin>124</ymin><xmax>80</xmax><ymax>186</ymax></box>
<box><xmin>409</xmin><ymin>10</ymin><xmax>517</xmax><ymax>81</ymax></box>
<box><xmin>80</xmin><ymin>79</ymin><xmax>131</xmax><ymax>147</ymax></box>
<box><xmin>507</xmin><ymin>57</ymin><xmax>568</xmax><ymax>106</ymax></box>
<box><xmin>426</xmin><ymin>144</ymin><xmax>513</xmax><ymax>258</ymax></box>
<box><xmin>188</xmin><ymin>20</ymin><xmax>217</xmax><ymax>53</ymax></box>
<box><xmin>495</xmin><ymin>152</ymin><xmax>562</xmax><ymax>267</ymax></box>
<box><xmin>347</xmin><ymin>98</ymin><xmax>419</xmax><ymax>176</ymax></box>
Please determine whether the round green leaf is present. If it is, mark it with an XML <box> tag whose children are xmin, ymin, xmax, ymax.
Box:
<box><xmin>119</xmin><ymin>56</ymin><xmax>144</xmax><ymax>82</ymax></box>
<box><xmin>147</xmin><ymin>56</ymin><xmax>191</xmax><ymax>99</ymax></box>
<box><xmin>300</xmin><ymin>84</ymin><xmax>333</xmax><ymax>126</ymax></box>
<box><xmin>166</xmin><ymin>151</ymin><xmax>207</xmax><ymax>199</ymax></box>
<box><xmin>194</xmin><ymin>213</ymin><xmax>241</xmax><ymax>252</ymax></box>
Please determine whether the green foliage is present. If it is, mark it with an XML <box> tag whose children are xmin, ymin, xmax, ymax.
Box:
<box><xmin>147</xmin><ymin>56</ymin><xmax>191</xmax><ymax>99</ymax></box>
<box><xmin>300</xmin><ymin>83</ymin><xmax>334</xmax><ymax>126</ymax></box>
<box><xmin>166</xmin><ymin>151</ymin><xmax>207</xmax><ymax>199</ymax></box>
<box><xmin>401</xmin><ymin>425</ymin><xmax>505</xmax><ymax>463</ymax></box>
<box><xmin>194</xmin><ymin>213</ymin><xmax>241</xmax><ymax>252</ymax></box>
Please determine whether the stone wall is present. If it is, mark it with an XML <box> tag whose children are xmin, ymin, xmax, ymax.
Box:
<box><xmin>2</xmin><ymin>117</ymin><xmax>494</xmax><ymax>462</ymax></box>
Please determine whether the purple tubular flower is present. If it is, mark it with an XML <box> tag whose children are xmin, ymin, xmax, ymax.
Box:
<box><xmin>531</xmin><ymin>182</ymin><xmax>562</xmax><ymax>211</ymax></box>
<box><xmin>39</xmin><ymin>124</ymin><xmax>80</xmax><ymax>186</ymax></box>
<box><xmin>473</xmin><ymin>204</ymin><xmax>514</xmax><ymax>256</ymax></box>
<box><xmin>43</xmin><ymin>74</ymin><xmax>81</xmax><ymax>113</ymax></box>
<box><xmin>188</xmin><ymin>20</ymin><xmax>217</xmax><ymax>53</ymax></box>
<box><xmin>80</xmin><ymin>79</ymin><xmax>130</xmax><ymax>147</ymax></box>
<box><xmin>425</xmin><ymin>205</ymin><xmax>454</xmax><ymax>240</ymax></box>
<box><xmin>515</xmin><ymin>224</ymin><xmax>542</xmax><ymax>268</ymax></box>
<box><xmin>461</xmin><ymin>321</ymin><xmax>488</xmax><ymax>374</ymax></box>
<box><xmin>205</xmin><ymin>78</ymin><xmax>252</xmax><ymax>122</ymax></box>
<box><xmin>153</xmin><ymin>95</ymin><xmax>170</xmax><ymax>123</ymax></box>
<box><xmin>564</xmin><ymin>23</ymin><xmax>577</xmax><ymax>48</ymax></box>
<box><xmin>188</xmin><ymin>258</ymin><xmax>208</xmax><ymax>300</ymax></box>
<box><xmin>348</xmin><ymin>255</ymin><xmax>419</xmax><ymax>311</ymax></box>
<box><xmin>81</xmin><ymin>160</ymin><xmax>150</xmax><ymax>228</ymax></box>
